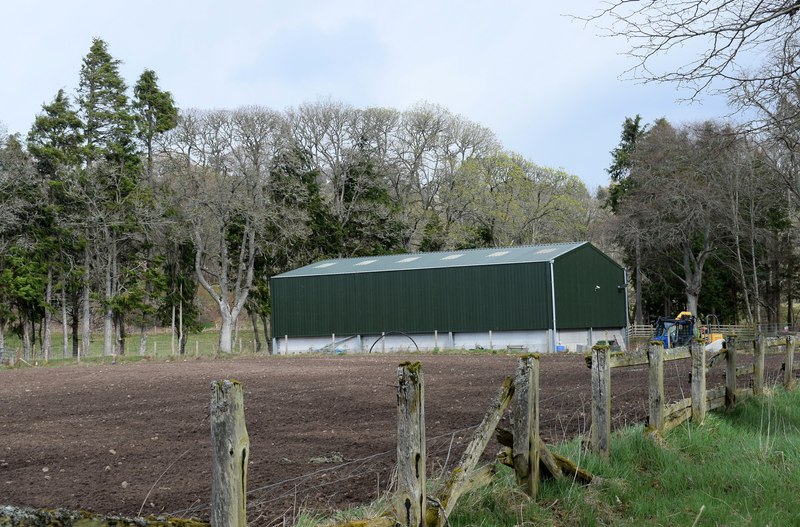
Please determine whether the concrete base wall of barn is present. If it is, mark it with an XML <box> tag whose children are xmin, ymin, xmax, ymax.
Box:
<box><xmin>270</xmin><ymin>328</ymin><xmax>626</xmax><ymax>355</ymax></box>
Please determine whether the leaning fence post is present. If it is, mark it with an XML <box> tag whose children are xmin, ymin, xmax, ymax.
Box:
<box><xmin>726</xmin><ymin>337</ymin><xmax>737</xmax><ymax>410</ymax></box>
<box><xmin>395</xmin><ymin>362</ymin><xmax>426</xmax><ymax>527</ymax></box>
<box><xmin>786</xmin><ymin>335</ymin><xmax>796</xmax><ymax>390</ymax></box>
<box><xmin>754</xmin><ymin>334</ymin><xmax>765</xmax><ymax>396</ymax></box>
<box><xmin>512</xmin><ymin>354</ymin><xmax>540</xmax><ymax>497</ymax></box>
<box><xmin>210</xmin><ymin>380</ymin><xmax>249</xmax><ymax>527</ymax></box>
<box><xmin>690</xmin><ymin>338</ymin><xmax>707</xmax><ymax>424</ymax></box>
<box><xmin>591</xmin><ymin>344</ymin><xmax>611</xmax><ymax>458</ymax></box>
<box><xmin>647</xmin><ymin>342</ymin><xmax>664</xmax><ymax>436</ymax></box>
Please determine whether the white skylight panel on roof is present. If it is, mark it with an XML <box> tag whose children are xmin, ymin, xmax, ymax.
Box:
<box><xmin>442</xmin><ymin>254</ymin><xmax>464</xmax><ymax>260</ymax></box>
<box><xmin>536</xmin><ymin>248</ymin><xmax>557</xmax><ymax>254</ymax></box>
<box><xmin>398</xmin><ymin>257</ymin><xmax>420</xmax><ymax>263</ymax></box>
<box><xmin>314</xmin><ymin>262</ymin><xmax>336</xmax><ymax>268</ymax></box>
<box><xmin>355</xmin><ymin>259</ymin><xmax>378</xmax><ymax>266</ymax></box>
<box><xmin>487</xmin><ymin>251</ymin><xmax>509</xmax><ymax>258</ymax></box>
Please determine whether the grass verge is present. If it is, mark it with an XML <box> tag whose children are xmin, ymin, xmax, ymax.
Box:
<box><xmin>1</xmin><ymin>328</ymin><xmax>263</xmax><ymax>369</ymax></box>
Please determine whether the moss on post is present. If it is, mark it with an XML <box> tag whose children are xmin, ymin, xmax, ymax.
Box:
<box><xmin>0</xmin><ymin>505</ymin><xmax>210</xmax><ymax>526</ymax></box>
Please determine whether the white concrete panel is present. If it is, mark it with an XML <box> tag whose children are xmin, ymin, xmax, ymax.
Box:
<box><xmin>272</xmin><ymin>328</ymin><xmax>625</xmax><ymax>354</ymax></box>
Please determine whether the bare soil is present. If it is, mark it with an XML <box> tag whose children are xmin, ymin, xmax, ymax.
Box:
<box><xmin>0</xmin><ymin>351</ymin><xmax>786</xmax><ymax>524</ymax></box>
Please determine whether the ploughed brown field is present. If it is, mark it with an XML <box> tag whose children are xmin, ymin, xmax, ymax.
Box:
<box><xmin>0</xmin><ymin>351</ymin><xmax>779</xmax><ymax>524</ymax></box>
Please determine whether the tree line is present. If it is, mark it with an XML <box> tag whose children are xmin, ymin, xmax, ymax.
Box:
<box><xmin>595</xmin><ymin>0</ymin><xmax>800</xmax><ymax>330</ymax></box>
<box><xmin>0</xmin><ymin>38</ymin><xmax>597</xmax><ymax>359</ymax></box>
<box><xmin>3</xmin><ymin>21</ymin><xmax>798</xmax><ymax>360</ymax></box>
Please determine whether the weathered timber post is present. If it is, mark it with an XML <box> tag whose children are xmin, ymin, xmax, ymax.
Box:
<box><xmin>512</xmin><ymin>355</ymin><xmax>540</xmax><ymax>497</ymax></box>
<box><xmin>725</xmin><ymin>337</ymin><xmax>737</xmax><ymax>410</ymax></box>
<box><xmin>647</xmin><ymin>343</ymin><xmax>664</xmax><ymax>436</ymax></box>
<box><xmin>690</xmin><ymin>339</ymin><xmax>707</xmax><ymax>424</ymax></box>
<box><xmin>591</xmin><ymin>344</ymin><xmax>611</xmax><ymax>457</ymax></box>
<box><xmin>210</xmin><ymin>380</ymin><xmax>249</xmax><ymax>527</ymax></box>
<box><xmin>754</xmin><ymin>335</ymin><xmax>765</xmax><ymax>396</ymax></box>
<box><xmin>395</xmin><ymin>362</ymin><xmax>426</xmax><ymax>527</ymax></box>
<box><xmin>786</xmin><ymin>336</ymin><xmax>796</xmax><ymax>390</ymax></box>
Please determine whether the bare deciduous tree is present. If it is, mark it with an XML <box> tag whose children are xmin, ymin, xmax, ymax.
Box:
<box><xmin>584</xmin><ymin>0</ymin><xmax>800</xmax><ymax>98</ymax></box>
<box><xmin>163</xmin><ymin>108</ymin><xmax>282</xmax><ymax>353</ymax></box>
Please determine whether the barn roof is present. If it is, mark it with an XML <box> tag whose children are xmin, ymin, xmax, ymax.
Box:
<box><xmin>273</xmin><ymin>242</ymin><xmax>589</xmax><ymax>279</ymax></box>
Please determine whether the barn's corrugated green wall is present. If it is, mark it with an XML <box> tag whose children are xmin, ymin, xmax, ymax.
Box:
<box><xmin>271</xmin><ymin>263</ymin><xmax>552</xmax><ymax>337</ymax></box>
<box><xmin>271</xmin><ymin>244</ymin><xmax>627</xmax><ymax>337</ymax></box>
<box><xmin>554</xmin><ymin>244</ymin><xmax>627</xmax><ymax>329</ymax></box>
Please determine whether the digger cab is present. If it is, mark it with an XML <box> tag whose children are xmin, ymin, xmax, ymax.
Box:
<box><xmin>653</xmin><ymin>316</ymin><xmax>695</xmax><ymax>348</ymax></box>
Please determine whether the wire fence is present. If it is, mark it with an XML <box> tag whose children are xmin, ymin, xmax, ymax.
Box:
<box><xmin>165</xmin><ymin>358</ymin><xmax>687</xmax><ymax>525</ymax></box>
<box><xmin>145</xmin><ymin>344</ymin><xmax>790</xmax><ymax>525</ymax></box>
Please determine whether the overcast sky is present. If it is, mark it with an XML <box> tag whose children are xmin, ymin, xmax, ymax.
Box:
<box><xmin>2</xmin><ymin>1</ymin><xmax>734</xmax><ymax>191</ymax></box>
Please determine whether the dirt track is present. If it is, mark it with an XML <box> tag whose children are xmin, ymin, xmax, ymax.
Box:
<box><xmin>0</xmin><ymin>351</ymin><xmax>783</xmax><ymax>524</ymax></box>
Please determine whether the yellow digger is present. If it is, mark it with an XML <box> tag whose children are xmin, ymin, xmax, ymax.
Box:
<box><xmin>653</xmin><ymin>311</ymin><xmax>723</xmax><ymax>349</ymax></box>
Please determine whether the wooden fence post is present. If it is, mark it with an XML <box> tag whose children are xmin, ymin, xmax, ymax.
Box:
<box><xmin>754</xmin><ymin>335</ymin><xmax>765</xmax><ymax>396</ymax></box>
<box><xmin>690</xmin><ymin>339</ymin><xmax>707</xmax><ymax>424</ymax></box>
<box><xmin>647</xmin><ymin>343</ymin><xmax>664</xmax><ymax>435</ymax></box>
<box><xmin>591</xmin><ymin>344</ymin><xmax>611</xmax><ymax>458</ymax></box>
<box><xmin>726</xmin><ymin>337</ymin><xmax>737</xmax><ymax>410</ymax></box>
<box><xmin>210</xmin><ymin>380</ymin><xmax>249</xmax><ymax>527</ymax></box>
<box><xmin>512</xmin><ymin>355</ymin><xmax>540</xmax><ymax>497</ymax></box>
<box><xmin>395</xmin><ymin>362</ymin><xmax>426</xmax><ymax>527</ymax></box>
<box><xmin>786</xmin><ymin>335</ymin><xmax>796</xmax><ymax>390</ymax></box>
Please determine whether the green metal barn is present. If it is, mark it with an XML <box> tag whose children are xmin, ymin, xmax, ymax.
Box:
<box><xmin>270</xmin><ymin>242</ymin><xmax>628</xmax><ymax>353</ymax></box>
